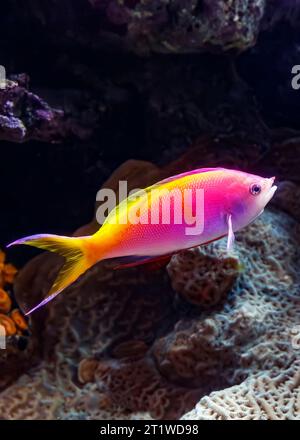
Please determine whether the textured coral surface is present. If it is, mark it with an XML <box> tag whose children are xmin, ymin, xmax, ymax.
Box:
<box><xmin>0</xmin><ymin>250</ymin><xmax>34</xmax><ymax>391</ymax></box>
<box><xmin>0</xmin><ymin>205</ymin><xmax>299</xmax><ymax>419</ymax></box>
<box><xmin>182</xmin><ymin>360</ymin><xmax>300</xmax><ymax>420</ymax></box>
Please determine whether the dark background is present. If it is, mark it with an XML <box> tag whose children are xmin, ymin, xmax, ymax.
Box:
<box><xmin>1</xmin><ymin>1</ymin><xmax>300</xmax><ymax>265</ymax></box>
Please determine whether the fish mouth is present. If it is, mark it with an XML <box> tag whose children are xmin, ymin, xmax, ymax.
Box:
<box><xmin>265</xmin><ymin>176</ymin><xmax>277</xmax><ymax>204</ymax></box>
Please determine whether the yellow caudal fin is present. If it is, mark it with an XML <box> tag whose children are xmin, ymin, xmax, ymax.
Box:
<box><xmin>8</xmin><ymin>234</ymin><xmax>93</xmax><ymax>315</ymax></box>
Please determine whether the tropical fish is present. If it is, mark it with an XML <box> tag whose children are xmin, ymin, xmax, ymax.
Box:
<box><xmin>8</xmin><ymin>167</ymin><xmax>277</xmax><ymax>315</ymax></box>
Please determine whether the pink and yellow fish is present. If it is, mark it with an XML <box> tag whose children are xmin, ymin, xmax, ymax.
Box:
<box><xmin>8</xmin><ymin>167</ymin><xmax>277</xmax><ymax>315</ymax></box>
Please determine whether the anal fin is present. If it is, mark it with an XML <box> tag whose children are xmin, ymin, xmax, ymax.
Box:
<box><xmin>113</xmin><ymin>254</ymin><xmax>172</xmax><ymax>271</ymax></box>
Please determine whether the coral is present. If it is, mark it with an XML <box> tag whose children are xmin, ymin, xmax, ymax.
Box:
<box><xmin>0</xmin><ymin>74</ymin><xmax>93</xmax><ymax>143</ymax></box>
<box><xmin>0</xmin><ymin>289</ymin><xmax>12</xmax><ymax>314</ymax></box>
<box><xmin>167</xmin><ymin>247</ymin><xmax>239</xmax><ymax>306</ymax></box>
<box><xmin>158</xmin><ymin>209</ymin><xmax>300</xmax><ymax>390</ymax></box>
<box><xmin>0</xmin><ymin>249</ymin><xmax>17</xmax><ymax>287</ymax></box>
<box><xmin>0</xmin><ymin>314</ymin><xmax>16</xmax><ymax>337</ymax></box>
<box><xmin>123</xmin><ymin>0</ymin><xmax>266</xmax><ymax>53</ymax></box>
<box><xmin>0</xmin><ymin>75</ymin><xmax>62</xmax><ymax>142</ymax></box>
<box><xmin>10</xmin><ymin>310</ymin><xmax>28</xmax><ymax>333</ymax></box>
<box><xmin>1</xmin><ymin>149</ymin><xmax>300</xmax><ymax>420</ymax></box>
<box><xmin>1</xmin><ymin>0</ymin><xmax>300</xmax><ymax>423</ymax></box>
<box><xmin>0</xmin><ymin>251</ymin><xmax>22</xmax><ymax>338</ymax></box>
<box><xmin>182</xmin><ymin>360</ymin><xmax>300</xmax><ymax>420</ymax></box>
<box><xmin>0</xmin><ymin>1</ymin><xmax>266</xmax><ymax>55</ymax></box>
<box><xmin>0</xmin><ymin>249</ymin><xmax>37</xmax><ymax>391</ymax></box>
<box><xmin>0</xmin><ymin>262</ymin><xmax>188</xmax><ymax>419</ymax></box>
<box><xmin>0</xmin><ymin>205</ymin><xmax>299</xmax><ymax>419</ymax></box>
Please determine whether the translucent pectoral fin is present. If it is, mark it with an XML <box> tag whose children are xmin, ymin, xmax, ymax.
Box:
<box><xmin>226</xmin><ymin>214</ymin><xmax>235</xmax><ymax>252</ymax></box>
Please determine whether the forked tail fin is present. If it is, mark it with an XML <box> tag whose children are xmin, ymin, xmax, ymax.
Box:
<box><xmin>7</xmin><ymin>234</ymin><xmax>93</xmax><ymax>315</ymax></box>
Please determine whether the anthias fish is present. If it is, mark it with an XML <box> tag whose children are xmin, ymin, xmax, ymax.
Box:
<box><xmin>8</xmin><ymin>167</ymin><xmax>277</xmax><ymax>315</ymax></box>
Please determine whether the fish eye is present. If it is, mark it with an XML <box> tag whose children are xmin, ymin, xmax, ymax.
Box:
<box><xmin>249</xmin><ymin>183</ymin><xmax>262</xmax><ymax>196</ymax></box>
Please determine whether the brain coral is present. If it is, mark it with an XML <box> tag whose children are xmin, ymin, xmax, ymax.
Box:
<box><xmin>154</xmin><ymin>210</ymin><xmax>300</xmax><ymax>393</ymax></box>
<box><xmin>0</xmin><ymin>205</ymin><xmax>299</xmax><ymax>419</ymax></box>
<box><xmin>182</xmin><ymin>360</ymin><xmax>300</xmax><ymax>420</ymax></box>
<box><xmin>167</xmin><ymin>247</ymin><xmax>240</xmax><ymax>306</ymax></box>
